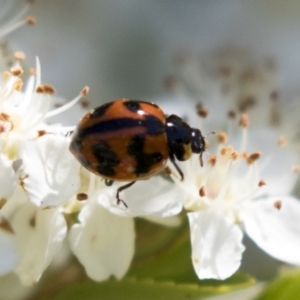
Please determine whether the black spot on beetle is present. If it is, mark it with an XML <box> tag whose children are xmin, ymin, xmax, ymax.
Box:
<box><xmin>90</xmin><ymin>102</ymin><xmax>113</xmax><ymax>119</ymax></box>
<box><xmin>124</xmin><ymin>100</ymin><xmax>141</xmax><ymax>112</ymax></box>
<box><xmin>128</xmin><ymin>135</ymin><xmax>163</xmax><ymax>176</ymax></box>
<box><xmin>92</xmin><ymin>141</ymin><xmax>120</xmax><ymax>176</ymax></box>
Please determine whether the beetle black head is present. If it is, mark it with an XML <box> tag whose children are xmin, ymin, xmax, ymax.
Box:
<box><xmin>166</xmin><ymin>115</ymin><xmax>206</xmax><ymax>164</ymax></box>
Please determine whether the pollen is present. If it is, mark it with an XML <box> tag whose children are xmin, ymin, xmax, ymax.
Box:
<box><xmin>217</xmin><ymin>132</ymin><xmax>228</xmax><ymax>144</ymax></box>
<box><xmin>10</xmin><ymin>66</ymin><xmax>24</xmax><ymax>77</ymax></box>
<box><xmin>81</xmin><ymin>86</ymin><xmax>90</xmax><ymax>97</ymax></box>
<box><xmin>247</xmin><ymin>151</ymin><xmax>261</xmax><ymax>164</ymax></box>
<box><xmin>278</xmin><ymin>135</ymin><xmax>287</xmax><ymax>147</ymax></box>
<box><xmin>25</xmin><ymin>16</ymin><xmax>36</xmax><ymax>25</ymax></box>
<box><xmin>273</xmin><ymin>200</ymin><xmax>282</xmax><ymax>210</ymax></box>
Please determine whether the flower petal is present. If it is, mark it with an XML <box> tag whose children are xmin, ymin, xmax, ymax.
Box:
<box><xmin>188</xmin><ymin>210</ymin><xmax>245</xmax><ymax>280</ymax></box>
<box><xmin>100</xmin><ymin>176</ymin><xmax>183</xmax><ymax>218</ymax></box>
<box><xmin>19</xmin><ymin>134</ymin><xmax>81</xmax><ymax>208</ymax></box>
<box><xmin>0</xmin><ymin>216</ymin><xmax>18</xmax><ymax>275</ymax></box>
<box><xmin>0</xmin><ymin>153</ymin><xmax>17</xmax><ymax>201</ymax></box>
<box><xmin>12</xmin><ymin>203</ymin><xmax>67</xmax><ymax>286</ymax></box>
<box><xmin>243</xmin><ymin>196</ymin><xmax>300</xmax><ymax>265</ymax></box>
<box><xmin>69</xmin><ymin>197</ymin><xmax>134</xmax><ymax>281</ymax></box>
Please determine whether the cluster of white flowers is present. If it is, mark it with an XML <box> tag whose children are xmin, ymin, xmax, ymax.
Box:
<box><xmin>1</xmin><ymin>3</ymin><xmax>300</xmax><ymax>290</ymax></box>
<box><xmin>155</xmin><ymin>48</ymin><xmax>300</xmax><ymax>280</ymax></box>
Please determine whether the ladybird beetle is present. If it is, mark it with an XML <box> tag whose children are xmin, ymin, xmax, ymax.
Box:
<box><xmin>69</xmin><ymin>99</ymin><xmax>205</xmax><ymax>207</ymax></box>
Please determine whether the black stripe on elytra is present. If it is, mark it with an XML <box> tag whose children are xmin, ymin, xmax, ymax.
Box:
<box><xmin>128</xmin><ymin>135</ymin><xmax>163</xmax><ymax>176</ymax></box>
<box><xmin>82</xmin><ymin>115</ymin><xmax>165</xmax><ymax>136</ymax></box>
<box><xmin>92</xmin><ymin>140</ymin><xmax>121</xmax><ymax>176</ymax></box>
<box><xmin>89</xmin><ymin>102</ymin><xmax>114</xmax><ymax>119</ymax></box>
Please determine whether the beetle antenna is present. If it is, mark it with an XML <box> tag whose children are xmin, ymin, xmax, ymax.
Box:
<box><xmin>205</xmin><ymin>131</ymin><xmax>216</xmax><ymax>137</ymax></box>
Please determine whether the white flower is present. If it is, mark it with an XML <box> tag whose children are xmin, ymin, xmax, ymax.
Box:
<box><xmin>169</xmin><ymin>116</ymin><xmax>300</xmax><ymax>280</ymax></box>
<box><xmin>0</xmin><ymin>58</ymin><xmax>88</xmax><ymax>284</ymax></box>
<box><xmin>67</xmin><ymin>170</ymin><xmax>183</xmax><ymax>281</ymax></box>
<box><xmin>0</xmin><ymin>185</ymin><xmax>67</xmax><ymax>286</ymax></box>
<box><xmin>69</xmin><ymin>193</ymin><xmax>135</xmax><ymax>281</ymax></box>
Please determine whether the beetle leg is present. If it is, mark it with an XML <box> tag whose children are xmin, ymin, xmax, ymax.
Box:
<box><xmin>199</xmin><ymin>152</ymin><xmax>203</xmax><ymax>167</ymax></box>
<box><xmin>105</xmin><ymin>179</ymin><xmax>114</xmax><ymax>186</ymax></box>
<box><xmin>116</xmin><ymin>181</ymin><xmax>136</xmax><ymax>208</ymax></box>
<box><xmin>169</xmin><ymin>151</ymin><xmax>184</xmax><ymax>181</ymax></box>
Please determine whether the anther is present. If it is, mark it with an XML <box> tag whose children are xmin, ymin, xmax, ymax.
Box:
<box><xmin>231</xmin><ymin>151</ymin><xmax>239</xmax><ymax>160</ymax></box>
<box><xmin>199</xmin><ymin>186</ymin><xmax>206</xmax><ymax>197</ymax></box>
<box><xmin>239</xmin><ymin>114</ymin><xmax>250</xmax><ymax>128</ymax></box>
<box><xmin>3</xmin><ymin>71</ymin><xmax>11</xmax><ymax>80</ymax></box>
<box><xmin>163</xmin><ymin>75</ymin><xmax>178</xmax><ymax>91</ymax></box>
<box><xmin>247</xmin><ymin>151</ymin><xmax>261</xmax><ymax>164</ymax></box>
<box><xmin>81</xmin><ymin>86</ymin><xmax>90</xmax><ymax>97</ymax></box>
<box><xmin>25</xmin><ymin>16</ymin><xmax>36</xmax><ymax>25</ymax></box>
<box><xmin>278</xmin><ymin>135</ymin><xmax>287</xmax><ymax>147</ymax></box>
<box><xmin>0</xmin><ymin>198</ymin><xmax>7</xmax><ymax>209</ymax></box>
<box><xmin>36</xmin><ymin>84</ymin><xmax>55</xmax><ymax>95</ymax></box>
<box><xmin>258</xmin><ymin>179</ymin><xmax>266</xmax><ymax>187</ymax></box>
<box><xmin>163</xmin><ymin>166</ymin><xmax>172</xmax><ymax>176</ymax></box>
<box><xmin>208</xmin><ymin>155</ymin><xmax>217</xmax><ymax>166</ymax></box>
<box><xmin>10</xmin><ymin>66</ymin><xmax>24</xmax><ymax>77</ymax></box>
<box><xmin>291</xmin><ymin>165</ymin><xmax>300</xmax><ymax>173</ymax></box>
<box><xmin>0</xmin><ymin>217</ymin><xmax>14</xmax><ymax>234</ymax></box>
<box><xmin>227</xmin><ymin>110</ymin><xmax>236</xmax><ymax>119</ymax></box>
<box><xmin>81</xmin><ymin>99</ymin><xmax>90</xmax><ymax>108</ymax></box>
<box><xmin>217</xmin><ymin>132</ymin><xmax>228</xmax><ymax>144</ymax></box>
<box><xmin>29</xmin><ymin>68</ymin><xmax>36</xmax><ymax>76</ymax></box>
<box><xmin>14</xmin><ymin>52</ymin><xmax>25</xmax><ymax>61</ymax></box>
<box><xmin>196</xmin><ymin>104</ymin><xmax>209</xmax><ymax>118</ymax></box>
<box><xmin>14</xmin><ymin>78</ymin><xmax>23</xmax><ymax>91</ymax></box>
<box><xmin>77</xmin><ymin>193</ymin><xmax>88</xmax><ymax>201</ymax></box>
<box><xmin>273</xmin><ymin>200</ymin><xmax>282</xmax><ymax>210</ymax></box>
<box><xmin>37</xmin><ymin>130</ymin><xmax>46</xmax><ymax>137</ymax></box>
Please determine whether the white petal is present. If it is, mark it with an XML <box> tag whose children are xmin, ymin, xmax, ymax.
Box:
<box><xmin>100</xmin><ymin>176</ymin><xmax>183</xmax><ymax>218</ymax></box>
<box><xmin>69</xmin><ymin>198</ymin><xmax>134</xmax><ymax>281</ymax></box>
<box><xmin>19</xmin><ymin>134</ymin><xmax>81</xmax><ymax>207</ymax></box>
<box><xmin>0</xmin><ymin>154</ymin><xmax>17</xmax><ymax>200</ymax></box>
<box><xmin>12</xmin><ymin>203</ymin><xmax>67</xmax><ymax>286</ymax></box>
<box><xmin>0</xmin><ymin>216</ymin><xmax>18</xmax><ymax>275</ymax></box>
<box><xmin>243</xmin><ymin>196</ymin><xmax>300</xmax><ymax>265</ymax></box>
<box><xmin>188</xmin><ymin>210</ymin><xmax>245</xmax><ymax>280</ymax></box>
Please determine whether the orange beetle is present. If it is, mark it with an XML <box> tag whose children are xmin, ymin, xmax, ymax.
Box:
<box><xmin>69</xmin><ymin>99</ymin><xmax>205</xmax><ymax>207</ymax></box>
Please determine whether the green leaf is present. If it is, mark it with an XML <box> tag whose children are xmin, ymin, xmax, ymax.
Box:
<box><xmin>256</xmin><ymin>270</ymin><xmax>300</xmax><ymax>300</ymax></box>
<box><xmin>52</xmin><ymin>276</ymin><xmax>255</xmax><ymax>300</ymax></box>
